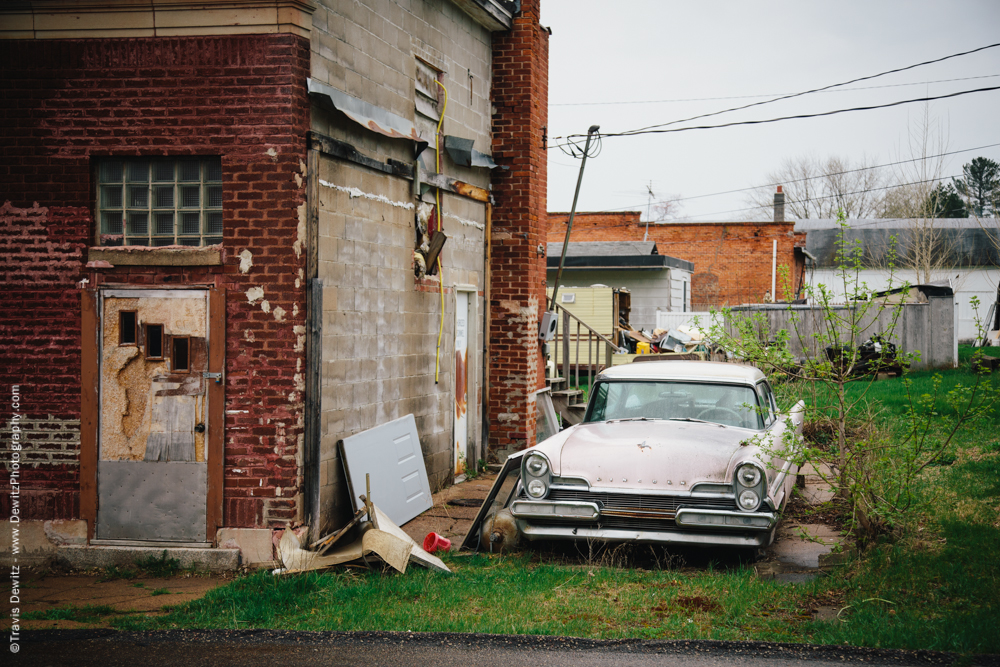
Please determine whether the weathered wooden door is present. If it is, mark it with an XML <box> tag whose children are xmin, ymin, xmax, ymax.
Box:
<box><xmin>97</xmin><ymin>288</ymin><xmax>213</xmax><ymax>542</ymax></box>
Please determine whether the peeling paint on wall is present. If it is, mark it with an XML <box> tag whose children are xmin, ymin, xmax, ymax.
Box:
<box><xmin>293</xmin><ymin>325</ymin><xmax>305</xmax><ymax>352</ymax></box>
<box><xmin>238</xmin><ymin>249</ymin><xmax>254</xmax><ymax>274</ymax></box>
<box><xmin>273</xmin><ymin>306</ymin><xmax>286</xmax><ymax>321</ymax></box>
<box><xmin>100</xmin><ymin>295</ymin><xmax>207</xmax><ymax>462</ymax></box>
<box><xmin>246</xmin><ymin>286</ymin><xmax>264</xmax><ymax>304</ymax></box>
<box><xmin>293</xmin><ymin>202</ymin><xmax>306</xmax><ymax>258</ymax></box>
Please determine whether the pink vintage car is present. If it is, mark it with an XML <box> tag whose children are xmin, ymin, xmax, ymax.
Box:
<box><xmin>464</xmin><ymin>361</ymin><xmax>805</xmax><ymax>552</ymax></box>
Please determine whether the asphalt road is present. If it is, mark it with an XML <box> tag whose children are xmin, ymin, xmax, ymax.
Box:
<box><xmin>14</xmin><ymin>630</ymin><xmax>997</xmax><ymax>667</ymax></box>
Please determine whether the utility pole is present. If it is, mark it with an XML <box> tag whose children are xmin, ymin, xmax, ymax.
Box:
<box><xmin>550</xmin><ymin>125</ymin><xmax>600</xmax><ymax>311</ymax></box>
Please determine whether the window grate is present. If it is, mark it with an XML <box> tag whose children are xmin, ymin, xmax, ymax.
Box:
<box><xmin>97</xmin><ymin>157</ymin><xmax>223</xmax><ymax>247</ymax></box>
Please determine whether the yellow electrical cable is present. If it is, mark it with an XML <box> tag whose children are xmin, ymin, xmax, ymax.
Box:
<box><xmin>434</xmin><ymin>80</ymin><xmax>448</xmax><ymax>384</ymax></box>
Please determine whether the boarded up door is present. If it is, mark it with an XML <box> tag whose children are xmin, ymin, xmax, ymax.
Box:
<box><xmin>97</xmin><ymin>289</ymin><xmax>212</xmax><ymax>542</ymax></box>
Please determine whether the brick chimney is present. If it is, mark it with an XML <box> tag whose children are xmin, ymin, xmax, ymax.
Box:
<box><xmin>773</xmin><ymin>185</ymin><xmax>785</xmax><ymax>222</ymax></box>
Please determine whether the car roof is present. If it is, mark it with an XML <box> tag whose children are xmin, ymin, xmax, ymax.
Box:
<box><xmin>595</xmin><ymin>360</ymin><xmax>766</xmax><ymax>385</ymax></box>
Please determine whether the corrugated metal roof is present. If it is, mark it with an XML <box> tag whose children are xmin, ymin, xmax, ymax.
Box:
<box><xmin>797</xmin><ymin>219</ymin><xmax>1000</xmax><ymax>268</ymax></box>
<box><xmin>549</xmin><ymin>241</ymin><xmax>659</xmax><ymax>257</ymax></box>
<box><xmin>794</xmin><ymin>218</ymin><xmax>998</xmax><ymax>231</ymax></box>
<box><xmin>547</xmin><ymin>241</ymin><xmax>694</xmax><ymax>272</ymax></box>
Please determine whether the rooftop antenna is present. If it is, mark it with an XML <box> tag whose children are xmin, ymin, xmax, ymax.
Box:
<box><xmin>644</xmin><ymin>182</ymin><xmax>655</xmax><ymax>242</ymax></box>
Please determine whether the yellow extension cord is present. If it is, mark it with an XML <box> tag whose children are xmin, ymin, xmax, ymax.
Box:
<box><xmin>434</xmin><ymin>80</ymin><xmax>448</xmax><ymax>384</ymax></box>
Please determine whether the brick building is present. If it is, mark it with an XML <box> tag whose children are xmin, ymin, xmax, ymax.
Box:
<box><xmin>547</xmin><ymin>210</ymin><xmax>806</xmax><ymax>310</ymax></box>
<box><xmin>1</xmin><ymin>0</ymin><xmax>548</xmax><ymax>562</ymax></box>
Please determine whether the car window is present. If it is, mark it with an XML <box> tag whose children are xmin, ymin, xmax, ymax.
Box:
<box><xmin>586</xmin><ymin>380</ymin><xmax>763</xmax><ymax>429</ymax></box>
<box><xmin>756</xmin><ymin>381</ymin><xmax>776</xmax><ymax>426</ymax></box>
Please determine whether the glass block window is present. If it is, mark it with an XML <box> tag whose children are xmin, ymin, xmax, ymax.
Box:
<box><xmin>97</xmin><ymin>158</ymin><xmax>223</xmax><ymax>247</ymax></box>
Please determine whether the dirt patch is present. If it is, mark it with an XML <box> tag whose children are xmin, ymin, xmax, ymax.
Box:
<box><xmin>400</xmin><ymin>474</ymin><xmax>497</xmax><ymax>549</ymax></box>
<box><xmin>783</xmin><ymin>489</ymin><xmax>849</xmax><ymax>532</ymax></box>
<box><xmin>674</xmin><ymin>595</ymin><xmax>721</xmax><ymax>613</ymax></box>
<box><xmin>4</xmin><ymin>567</ymin><xmax>228</xmax><ymax>631</ymax></box>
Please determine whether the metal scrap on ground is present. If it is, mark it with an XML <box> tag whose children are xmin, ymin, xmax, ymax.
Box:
<box><xmin>275</xmin><ymin>503</ymin><xmax>450</xmax><ymax>575</ymax></box>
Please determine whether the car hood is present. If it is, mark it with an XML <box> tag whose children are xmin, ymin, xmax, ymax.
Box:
<box><xmin>553</xmin><ymin>420</ymin><xmax>748</xmax><ymax>489</ymax></box>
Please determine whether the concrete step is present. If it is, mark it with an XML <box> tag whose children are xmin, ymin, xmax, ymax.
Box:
<box><xmin>54</xmin><ymin>544</ymin><xmax>241</xmax><ymax>572</ymax></box>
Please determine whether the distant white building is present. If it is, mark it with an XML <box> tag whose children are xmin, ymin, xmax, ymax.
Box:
<box><xmin>547</xmin><ymin>241</ymin><xmax>693</xmax><ymax>331</ymax></box>
<box><xmin>796</xmin><ymin>218</ymin><xmax>1000</xmax><ymax>342</ymax></box>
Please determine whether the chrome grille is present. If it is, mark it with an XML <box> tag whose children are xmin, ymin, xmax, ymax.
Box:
<box><xmin>529</xmin><ymin>488</ymin><xmax>737</xmax><ymax>531</ymax></box>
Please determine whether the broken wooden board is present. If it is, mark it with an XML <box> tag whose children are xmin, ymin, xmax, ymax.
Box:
<box><xmin>275</xmin><ymin>505</ymin><xmax>449</xmax><ymax>575</ymax></box>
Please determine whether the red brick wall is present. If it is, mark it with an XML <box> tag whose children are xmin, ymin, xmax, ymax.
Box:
<box><xmin>547</xmin><ymin>213</ymin><xmax>805</xmax><ymax>309</ymax></box>
<box><xmin>0</xmin><ymin>34</ymin><xmax>310</xmax><ymax>529</ymax></box>
<box><xmin>488</xmin><ymin>0</ymin><xmax>549</xmax><ymax>458</ymax></box>
<box><xmin>0</xmin><ymin>203</ymin><xmax>87</xmax><ymax>521</ymax></box>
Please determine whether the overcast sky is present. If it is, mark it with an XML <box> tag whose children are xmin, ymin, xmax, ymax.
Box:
<box><xmin>539</xmin><ymin>0</ymin><xmax>1000</xmax><ymax>222</ymax></box>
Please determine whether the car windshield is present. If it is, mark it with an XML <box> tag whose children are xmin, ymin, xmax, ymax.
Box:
<box><xmin>585</xmin><ymin>380</ymin><xmax>763</xmax><ymax>429</ymax></box>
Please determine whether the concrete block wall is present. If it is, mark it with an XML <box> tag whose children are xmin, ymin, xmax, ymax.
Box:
<box><xmin>547</xmin><ymin>213</ymin><xmax>805</xmax><ymax>310</ymax></box>
<box><xmin>309</xmin><ymin>0</ymin><xmax>493</xmax><ymax>190</ymax></box>
<box><xmin>308</xmin><ymin>0</ymin><xmax>493</xmax><ymax>532</ymax></box>
<box><xmin>0</xmin><ymin>34</ymin><xmax>311</xmax><ymax>531</ymax></box>
<box><xmin>487</xmin><ymin>0</ymin><xmax>550</xmax><ymax>460</ymax></box>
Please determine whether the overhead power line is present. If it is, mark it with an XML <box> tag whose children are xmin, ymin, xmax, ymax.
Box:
<box><xmin>552</xmin><ymin>41</ymin><xmax>1000</xmax><ymax>141</ymax></box>
<box><xmin>582</xmin><ymin>87</ymin><xmax>1000</xmax><ymax>143</ymax></box>
<box><xmin>551</xmin><ymin>74</ymin><xmax>1000</xmax><ymax>107</ymax></box>
<box><xmin>689</xmin><ymin>175</ymin><xmax>961</xmax><ymax>221</ymax></box>
<box><xmin>583</xmin><ymin>142</ymin><xmax>1000</xmax><ymax>213</ymax></box>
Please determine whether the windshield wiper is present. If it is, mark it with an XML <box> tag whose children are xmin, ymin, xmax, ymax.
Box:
<box><xmin>667</xmin><ymin>417</ymin><xmax>726</xmax><ymax>428</ymax></box>
<box><xmin>605</xmin><ymin>417</ymin><xmax>662</xmax><ymax>423</ymax></box>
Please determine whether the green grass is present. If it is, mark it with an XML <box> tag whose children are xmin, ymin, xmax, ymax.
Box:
<box><xmin>114</xmin><ymin>437</ymin><xmax>1000</xmax><ymax>654</ymax></box>
<box><xmin>109</xmin><ymin>357</ymin><xmax>1000</xmax><ymax>655</ymax></box>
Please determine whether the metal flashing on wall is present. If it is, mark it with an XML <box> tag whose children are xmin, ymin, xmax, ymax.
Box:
<box><xmin>444</xmin><ymin>135</ymin><xmax>505</xmax><ymax>170</ymax></box>
<box><xmin>450</xmin><ymin>0</ymin><xmax>518</xmax><ymax>31</ymax></box>
<box><xmin>308</xmin><ymin>79</ymin><xmax>429</xmax><ymax>154</ymax></box>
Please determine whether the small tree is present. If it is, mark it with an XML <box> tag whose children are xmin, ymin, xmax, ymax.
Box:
<box><xmin>924</xmin><ymin>182</ymin><xmax>967</xmax><ymax>219</ymax></box>
<box><xmin>742</xmin><ymin>154</ymin><xmax>888</xmax><ymax>221</ymax></box>
<box><xmin>705</xmin><ymin>210</ymin><xmax>998</xmax><ymax>541</ymax></box>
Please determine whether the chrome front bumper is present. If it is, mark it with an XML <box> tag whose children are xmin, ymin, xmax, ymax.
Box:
<box><xmin>511</xmin><ymin>499</ymin><xmax>777</xmax><ymax>547</ymax></box>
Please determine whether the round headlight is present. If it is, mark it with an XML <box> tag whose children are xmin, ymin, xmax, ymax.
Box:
<box><xmin>526</xmin><ymin>454</ymin><xmax>549</xmax><ymax>477</ymax></box>
<box><xmin>526</xmin><ymin>478</ymin><xmax>547</xmax><ymax>498</ymax></box>
<box><xmin>739</xmin><ymin>489</ymin><xmax>760</xmax><ymax>510</ymax></box>
<box><xmin>737</xmin><ymin>463</ymin><xmax>761</xmax><ymax>488</ymax></box>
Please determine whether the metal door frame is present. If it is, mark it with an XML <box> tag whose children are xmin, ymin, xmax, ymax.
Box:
<box><xmin>453</xmin><ymin>285</ymin><xmax>477</xmax><ymax>476</ymax></box>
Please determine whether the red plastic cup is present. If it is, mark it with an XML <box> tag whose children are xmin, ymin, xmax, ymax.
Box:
<box><xmin>422</xmin><ymin>532</ymin><xmax>452</xmax><ymax>553</ymax></box>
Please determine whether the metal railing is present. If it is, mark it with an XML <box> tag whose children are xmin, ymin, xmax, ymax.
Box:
<box><xmin>551</xmin><ymin>303</ymin><xmax>619</xmax><ymax>397</ymax></box>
